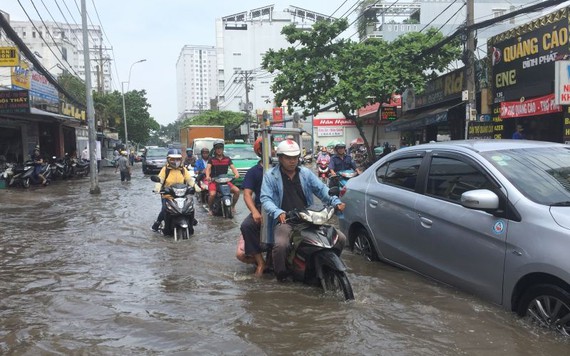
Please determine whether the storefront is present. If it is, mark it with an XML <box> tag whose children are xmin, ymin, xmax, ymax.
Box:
<box><xmin>488</xmin><ymin>6</ymin><xmax>570</xmax><ymax>142</ymax></box>
<box><xmin>312</xmin><ymin>112</ymin><xmax>377</xmax><ymax>148</ymax></box>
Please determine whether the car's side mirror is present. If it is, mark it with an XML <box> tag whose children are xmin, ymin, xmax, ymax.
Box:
<box><xmin>461</xmin><ymin>189</ymin><xmax>499</xmax><ymax>211</ymax></box>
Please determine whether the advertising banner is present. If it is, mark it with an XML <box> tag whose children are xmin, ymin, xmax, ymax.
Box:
<box><xmin>489</xmin><ymin>7</ymin><xmax>570</xmax><ymax>102</ymax></box>
<box><xmin>0</xmin><ymin>90</ymin><xmax>30</xmax><ymax>114</ymax></box>
<box><xmin>317</xmin><ymin>127</ymin><xmax>343</xmax><ymax>137</ymax></box>
<box><xmin>500</xmin><ymin>94</ymin><xmax>562</xmax><ymax>119</ymax></box>
<box><xmin>555</xmin><ymin>60</ymin><xmax>570</xmax><ymax>104</ymax></box>
<box><xmin>0</xmin><ymin>47</ymin><xmax>19</xmax><ymax>67</ymax></box>
<box><xmin>313</xmin><ymin>118</ymin><xmax>356</xmax><ymax>126</ymax></box>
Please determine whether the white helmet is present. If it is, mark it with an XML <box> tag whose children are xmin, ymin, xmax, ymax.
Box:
<box><xmin>276</xmin><ymin>139</ymin><xmax>301</xmax><ymax>157</ymax></box>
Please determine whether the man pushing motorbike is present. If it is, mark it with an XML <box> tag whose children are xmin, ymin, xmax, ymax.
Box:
<box><xmin>205</xmin><ymin>142</ymin><xmax>240</xmax><ymax>214</ymax></box>
<box><xmin>260</xmin><ymin>139</ymin><xmax>346</xmax><ymax>281</ymax></box>
<box><xmin>151</xmin><ymin>149</ymin><xmax>198</xmax><ymax>232</ymax></box>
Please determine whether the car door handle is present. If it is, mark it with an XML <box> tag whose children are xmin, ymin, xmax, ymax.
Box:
<box><xmin>419</xmin><ymin>216</ymin><xmax>433</xmax><ymax>228</ymax></box>
<box><xmin>369</xmin><ymin>199</ymin><xmax>378</xmax><ymax>207</ymax></box>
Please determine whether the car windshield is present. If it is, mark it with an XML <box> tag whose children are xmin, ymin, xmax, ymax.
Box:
<box><xmin>480</xmin><ymin>146</ymin><xmax>570</xmax><ymax>205</ymax></box>
<box><xmin>224</xmin><ymin>146</ymin><xmax>258</xmax><ymax>160</ymax></box>
<box><xmin>146</xmin><ymin>148</ymin><xmax>168</xmax><ymax>157</ymax></box>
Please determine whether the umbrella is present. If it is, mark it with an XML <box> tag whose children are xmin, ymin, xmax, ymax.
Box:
<box><xmin>350</xmin><ymin>137</ymin><xmax>364</xmax><ymax>145</ymax></box>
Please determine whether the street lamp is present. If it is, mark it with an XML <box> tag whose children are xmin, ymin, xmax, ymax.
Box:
<box><xmin>121</xmin><ymin>59</ymin><xmax>146</xmax><ymax>151</ymax></box>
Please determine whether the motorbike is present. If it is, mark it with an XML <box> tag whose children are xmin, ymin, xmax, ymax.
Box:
<box><xmin>328</xmin><ymin>169</ymin><xmax>357</xmax><ymax>192</ymax></box>
<box><xmin>48</xmin><ymin>156</ymin><xmax>65</xmax><ymax>181</ymax></box>
<box><xmin>8</xmin><ymin>161</ymin><xmax>49</xmax><ymax>188</ymax></box>
<box><xmin>150</xmin><ymin>176</ymin><xmax>196</xmax><ymax>241</ymax></box>
<box><xmin>63</xmin><ymin>154</ymin><xmax>89</xmax><ymax>178</ymax></box>
<box><xmin>316</xmin><ymin>159</ymin><xmax>330</xmax><ymax>184</ymax></box>
<box><xmin>285</xmin><ymin>206</ymin><xmax>354</xmax><ymax>301</ymax></box>
<box><xmin>210</xmin><ymin>174</ymin><xmax>234</xmax><ymax>219</ymax></box>
<box><xmin>194</xmin><ymin>172</ymin><xmax>209</xmax><ymax>207</ymax></box>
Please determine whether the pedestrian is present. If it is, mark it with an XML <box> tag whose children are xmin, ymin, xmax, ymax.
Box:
<box><xmin>31</xmin><ymin>145</ymin><xmax>48</xmax><ymax>186</ymax></box>
<box><xmin>260</xmin><ymin>139</ymin><xmax>346</xmax><ymax>281</ymax></box>
<box><xmin>81</xmin><ymin>146</ymin><xmax>89</xmax><ymax>161</ymax></box>
<box><xmin>512</xmin><ymin>124</ymin><xmax>524</xmax><ymax>139</ymax></box>
<box><xmin>129</xmin><ymin>150</ymin><xmax>135</xmax><ymax>166</ymax></box>
<box><xmin>115</xmin><ymin>151</ymin><xmax>131</xmax><ymax>182</ymax></box>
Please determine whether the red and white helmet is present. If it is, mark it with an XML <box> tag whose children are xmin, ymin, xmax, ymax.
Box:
<box><xmin>276</xmin><ymin>139</ymin><xmax>300</xmax><ymax>157</ymax></box>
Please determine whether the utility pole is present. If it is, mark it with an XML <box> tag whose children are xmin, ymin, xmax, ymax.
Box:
<box><xmin>81</xmin><ymin>0</ymin><xmax>100</xmax><ymax>194</ymax></box>
<box><xmin>464</xmin><ymin>0</ymin><xmax>476</xmax><ymax>139</ymax></box>
<box><xmin>235</xmin><ymin>70</ymin><xmax>254</xmax><ymax>142</ymax></box>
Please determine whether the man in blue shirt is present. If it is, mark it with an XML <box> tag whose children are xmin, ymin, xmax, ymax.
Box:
<box><xmin>260</xmin><ymin>139</ymin><xmax>346</xmax><ymax>281</ymax></box>
<box><xmin>194</xmin><ymin>147</ymin><xmax>209</xmax><ymax>174</ymax></box>
<box><xmin>329</xmin><ymin>143</ymin><xmax>357</xmax><ymax>177</ymax></box>
<box><xmin>237</xmin><ymin>137</ymin><xmax>267</xmax><ymax>276</ymax></box>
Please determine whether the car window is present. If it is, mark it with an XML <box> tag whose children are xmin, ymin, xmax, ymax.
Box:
<box><xmin>376</xmin><ymin>157</ymin><xmax>422</xmax><ymax>190</ymax></box>
<box><xmin>225</xmin><ymin>146</ymin><xmax>257</xmax><ymax>160</ymax></box>
<box><xmin>426</xmin><ymin>157</ymin><xmax>495</xmax><ymax>202</ymax></box>
<box><xmin>480</xmin><ymin>147</ymin><xmax>570</xmax><ymax>205</ymax></box>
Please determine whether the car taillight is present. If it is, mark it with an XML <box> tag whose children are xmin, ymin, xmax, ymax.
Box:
<box><xmin>339</xmin><ymin>186</ymin><xmax>347</xmax><ymax>198</ymax></box>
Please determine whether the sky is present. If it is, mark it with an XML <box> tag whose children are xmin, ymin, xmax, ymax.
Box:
<box><xmin>0</xmin><ymin>0</ymin><xmax>358</xmax><ymax>126</ymax></box>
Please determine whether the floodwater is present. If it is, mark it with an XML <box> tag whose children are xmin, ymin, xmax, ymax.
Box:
<box><xmin>0</xmin><ymin>164</ymin><xmax>568</xmax><ymax>355</ymax></box>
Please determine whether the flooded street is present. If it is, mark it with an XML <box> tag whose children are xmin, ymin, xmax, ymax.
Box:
<box><xmin>0</xmin><ymin>164</ymin><xmax>568</xmax><ymax>355</ymax></box>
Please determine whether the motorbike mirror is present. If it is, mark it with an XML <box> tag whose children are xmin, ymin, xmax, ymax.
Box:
<box><xmin>150</xmin><ymin>175</ymin><xmax>161</xmax><ymax>183</ymax></box>
<box><xmin>188</xmin><ymin>187</ymin><xmax>196</xmax><ymax>195</ymax></box>
<box><xmin>328</xmin><ymin>186</ymin><xmax>340</xmax><ymax>196</ymax></box>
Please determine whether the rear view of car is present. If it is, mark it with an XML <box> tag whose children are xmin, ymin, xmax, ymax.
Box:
<box><xmin>340</xmin><ymin>140</ymin><xmax>570</xmax><ymax>337</ymax></box>
<box><xmin>223</xmin><ymin>143</ymin><xmax>259</xmax><ymax>187</ymax></box>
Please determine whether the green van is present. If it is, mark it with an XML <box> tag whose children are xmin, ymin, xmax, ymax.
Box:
<box><xmin>223</xmin><ymin>143</ymin><xmax>259</xmax><ymax>187</ymax></box>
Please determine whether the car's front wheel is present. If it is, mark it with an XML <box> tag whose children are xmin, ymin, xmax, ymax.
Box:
<box><xmin>352</xmin><ymin>228</ymin><xmax>378</xmax><ymax>261</ymax></box>
<box><xmin>517</xmin><ymin>284</ymin><xmax>570</xmax><ymax>337</ymax></box>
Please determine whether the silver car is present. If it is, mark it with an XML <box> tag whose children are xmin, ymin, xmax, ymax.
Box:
<box><xmin>339</xmin><ymin>140</ymin><xmax>570</xmax><ymax>336</ymax></box>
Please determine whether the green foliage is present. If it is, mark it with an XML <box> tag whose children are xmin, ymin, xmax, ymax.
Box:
<box><xmin>357</xmin><ymin>0</ymin><xmax>378</xmax><ymax>41</ymax></box>
<box><xmin>261</xmin><ymin>19</ymin><xmax>460</xmax><ymax>154</ymax></box>
<box><xmin>58</xmin><ymin>72</ymin><xmax>86</xmax><ymax>105</ymax></box>
<box><xmin>182</xmin><ymin>110</ymin><xmax>245</xmax><ymax>138</ymax></box>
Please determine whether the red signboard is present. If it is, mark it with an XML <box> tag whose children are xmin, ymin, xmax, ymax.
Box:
<box><xmin>272</xmin><ymin>107</ymin><xmax>283</xmax><ymax>122</ymax></box>
<box><xmin>500</xmin><ymin>94</ymin><xmax>562</xmax><ymax>119</ymax></box>
<box><xmin>313</xmin><ymin>118</ymin><xmax>356</xmax><ymax>126</ymax></box>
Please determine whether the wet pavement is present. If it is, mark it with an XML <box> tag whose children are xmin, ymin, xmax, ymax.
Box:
<box><xmin>0</xmin><ymin>164</ymin><xmax>568</xmax><ymax>354</ymax></box>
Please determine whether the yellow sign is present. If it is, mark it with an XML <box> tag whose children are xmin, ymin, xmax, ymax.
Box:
<box><xmin>0</xmin><ymin>47</ymin><xmax>19</xmax><ymax>67</ymax></box>
<box><xmin>11</xmin><ymin>62</ymin><xmax>31</xmax><ymax>89</ymax></box>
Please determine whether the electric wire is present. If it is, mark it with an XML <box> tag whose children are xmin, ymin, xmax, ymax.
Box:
<box><xmin>419</xmin><ymin>0</ymin><xmax>458</xmax><ymax>33</ymax></box>
<box><xmin>330</xmin><ymin>0</ymin><xmax>351</xmax><ymax>17</ymax></box>
<box><xmin>436</xmin><ymin>3</ymin><xmax>466</xmax><ymax>36</ymax></box>
<box><xmin>347</xmin><ymin>0</ymin><xmax>401</xmax><ymax>40</ymax></box>
<box><xmin>25</xmin><ymin>0</ymin><xmax>80</xmax><ymax>76</ymax></box>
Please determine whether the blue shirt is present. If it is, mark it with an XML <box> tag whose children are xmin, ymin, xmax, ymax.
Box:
<box><xmin>194</xmin><ymin>158</ymin><xmax>207</xmax><ymax>173</ymax></box>
<box><xmin>329</xmin><ymin>154</ymin><xmax>356</xmax><ymax>172</ymax></box>
<box><xmin>242</xmin><ymin>162</ymin><xmax>263</xmax><ymax>206</ymax></box>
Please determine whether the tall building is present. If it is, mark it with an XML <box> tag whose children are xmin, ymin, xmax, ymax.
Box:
<box><xmin>176</xmin><ymin>45</ymin><xmax>217</xmax><ymax>121</ymax></box>
<box><xmin>215</xmin><ymin>5</ymin><xmax>333</xmax><ymax>113</ymax></box>
<box><xmin>9</xmin><ymin>20</ymin><xmax>112</xmax><ymax>93</ymax></box>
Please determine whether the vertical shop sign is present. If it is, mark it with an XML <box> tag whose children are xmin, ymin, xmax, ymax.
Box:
<box><xmin>563</xmin><ymin>106</ymin><xmax>570</xmax><ymax>144</ymax></box>
<box><xmin>492</xmin><ymin>104</ymin><xmax>504</xmax><ymax>139</ymax></box>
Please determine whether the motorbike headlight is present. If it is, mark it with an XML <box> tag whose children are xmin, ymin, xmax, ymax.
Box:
<box><xmin>172</xmin><ymin>187</ymin><xmax>187</xmax><ymax>197</ymax></box>
<box><xmin>215</xmin><ymin>177</ymin><xmax>232</xmax><ymax>184</ymax></box>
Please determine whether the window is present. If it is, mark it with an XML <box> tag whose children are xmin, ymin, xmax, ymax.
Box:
<box><xmin>377</xmin><ymin>157</ymin><xmax>422</xmax><ymax>190</ymax></box>
<box><xmin>426</xmin><ymin>157</ymin><xmax>494</xmax><ymax>202</ymax></box>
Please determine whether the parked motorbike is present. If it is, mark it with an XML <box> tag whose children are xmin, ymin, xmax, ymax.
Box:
<box><xmin>210</xmin><ymin>174</ymin><xmax>234</xmax><ymax>219</ymax></box>
<box><xmin>285</xmin><ymin>206</ymin><xmax>354</xmax><ymax>300</ymax></box>
<box><xmin>49</xmin><ymin>156</ymin><xmax>65</xmax><ymax>181</ymax></box>
<box><xmin>150</xmin><ymin>176</ymin><xmax>196</xmax><ymax>241</ymax></box>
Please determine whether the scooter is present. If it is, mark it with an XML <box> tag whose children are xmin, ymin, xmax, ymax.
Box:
<box><xmin>317</xmin><ymin>160</ymin><xmax>330</xmax><ymax>184</ymax></box>
<box><xmin>328</xmin><ymin>169</ymin><xmax>357</xmax><ymax>191</ymax></box>
<box><xmin>150</xmin><ymin>176</ymin><xmax>196</xmax><ymax>241</ymax></box>
<box><xmin>210</xmin><ymin>174</ymin><xmax>234</xmax><ymax>219</ymax></box>
<box><xmin>285</xmin><ymin>206</ymin><xmax>354</xmax><ymax>301</ymax></box>
<box><xmin>194</xmin><ymin>172</ymin><xmax>210</xmax><ymax>207</ymax></box>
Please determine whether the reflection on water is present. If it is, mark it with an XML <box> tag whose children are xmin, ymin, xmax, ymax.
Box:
<box><xmin>0</xmin><ymin>166</ymin><xmax>568</xmax><ymax>354</ymax></box>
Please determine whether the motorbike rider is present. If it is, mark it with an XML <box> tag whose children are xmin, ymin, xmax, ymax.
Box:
<box><xmin>316</xmin><ymin>146</ymin><xmax>330</xmax><ymax>165</ymax></box>
<box><xmin>260</xmin><ymin>139</ymin><xmax>346</xmax><ymax>281</ymax></box>
<box><xmin>194</xmin><ymin>147</ymin><xmax>210</xmax><ymax>175</ymax></box>
<box><xmin>237</xmin><ymin>137</ymin><xmax>268</xmax><ymax>276</ymax></box>
<box><xmin>184</xmin><ymin>147</ymin><xmax>196</xmax><ymax>168</ymax></box>
<box><xmin>151</xmin><ymin>148</ymin><xmax>198</xmax><ymax>232</ymax></box>
<box><xmin>329</xmin><ymin>143</ymin><xmax>357</xmax><ymax>177</ymax></box>
<box><xmin>205</xmin><ymin>142</ymin><xmax>240</xmax><ymax>214</ymax></box>
<box><xmin>31</xmin><ymin>145</ymin><xmax>48</xmax><ymax>186</ymax></box>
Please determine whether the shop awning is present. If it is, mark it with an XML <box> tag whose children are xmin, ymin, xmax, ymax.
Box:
<box><xmin>385</xmin><ymin>102</ymin><xmax>463</xmax><ymax>132</ymax></box>
<box><xmin>30</xmin><ymin>108</ymin><xmax>82</xmax><ymax>127</ymax></box>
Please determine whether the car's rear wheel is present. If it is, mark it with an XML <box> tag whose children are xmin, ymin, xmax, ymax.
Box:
<box><xmin>517</xmin><ymin>284</ymin><xmax>570</xmax><ymax>337</ymax></box>
<box><xmin>352</xmin><ymin>228</ymin><xmax>378</xmax><ymax>261</ymax></box>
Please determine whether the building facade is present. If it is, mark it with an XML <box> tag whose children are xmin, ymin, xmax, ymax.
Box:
<box><xmin>176</xmin><ymin>45</ymin><xmax>217</xmax><ymax>121</ymax></box>
<box><xmin>9</xmin><ymin>20</ymin><xmax>112</xmax><ymax>93</ymax></box>
<box><xmin>215</xmin><ymin>5</ymin><xmax>331</xmax><ymax>114</ymax></box>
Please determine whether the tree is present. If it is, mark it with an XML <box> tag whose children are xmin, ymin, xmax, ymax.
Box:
<box><xmin>58</xmin><ymin>72</ymin><xmax>86</xmax><ymax>105</ymax></box>
<box><xmin>182</xmin><ymin>110</ymin><xmax>245</xmax><ymax>139</ymax></box>
<box><xmin>262</xmin><ymin>18</ymin><xmax>460</xmax><ymax>159</ymax></box>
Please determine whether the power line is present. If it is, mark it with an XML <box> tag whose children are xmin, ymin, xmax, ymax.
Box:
<box><xmin>435</xmin><ymin>3</ymin><xmax>466</xmax><ymax>35</ymax></box>
<box><xmin>331</xmin><ymin>0</ymin><xmax>351</xmax><ymax>17</ymax></box>
<box><xmin>419</xmin><ymin>0</ymin><xmax>458</xmax><ymax>33</ymax></box>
